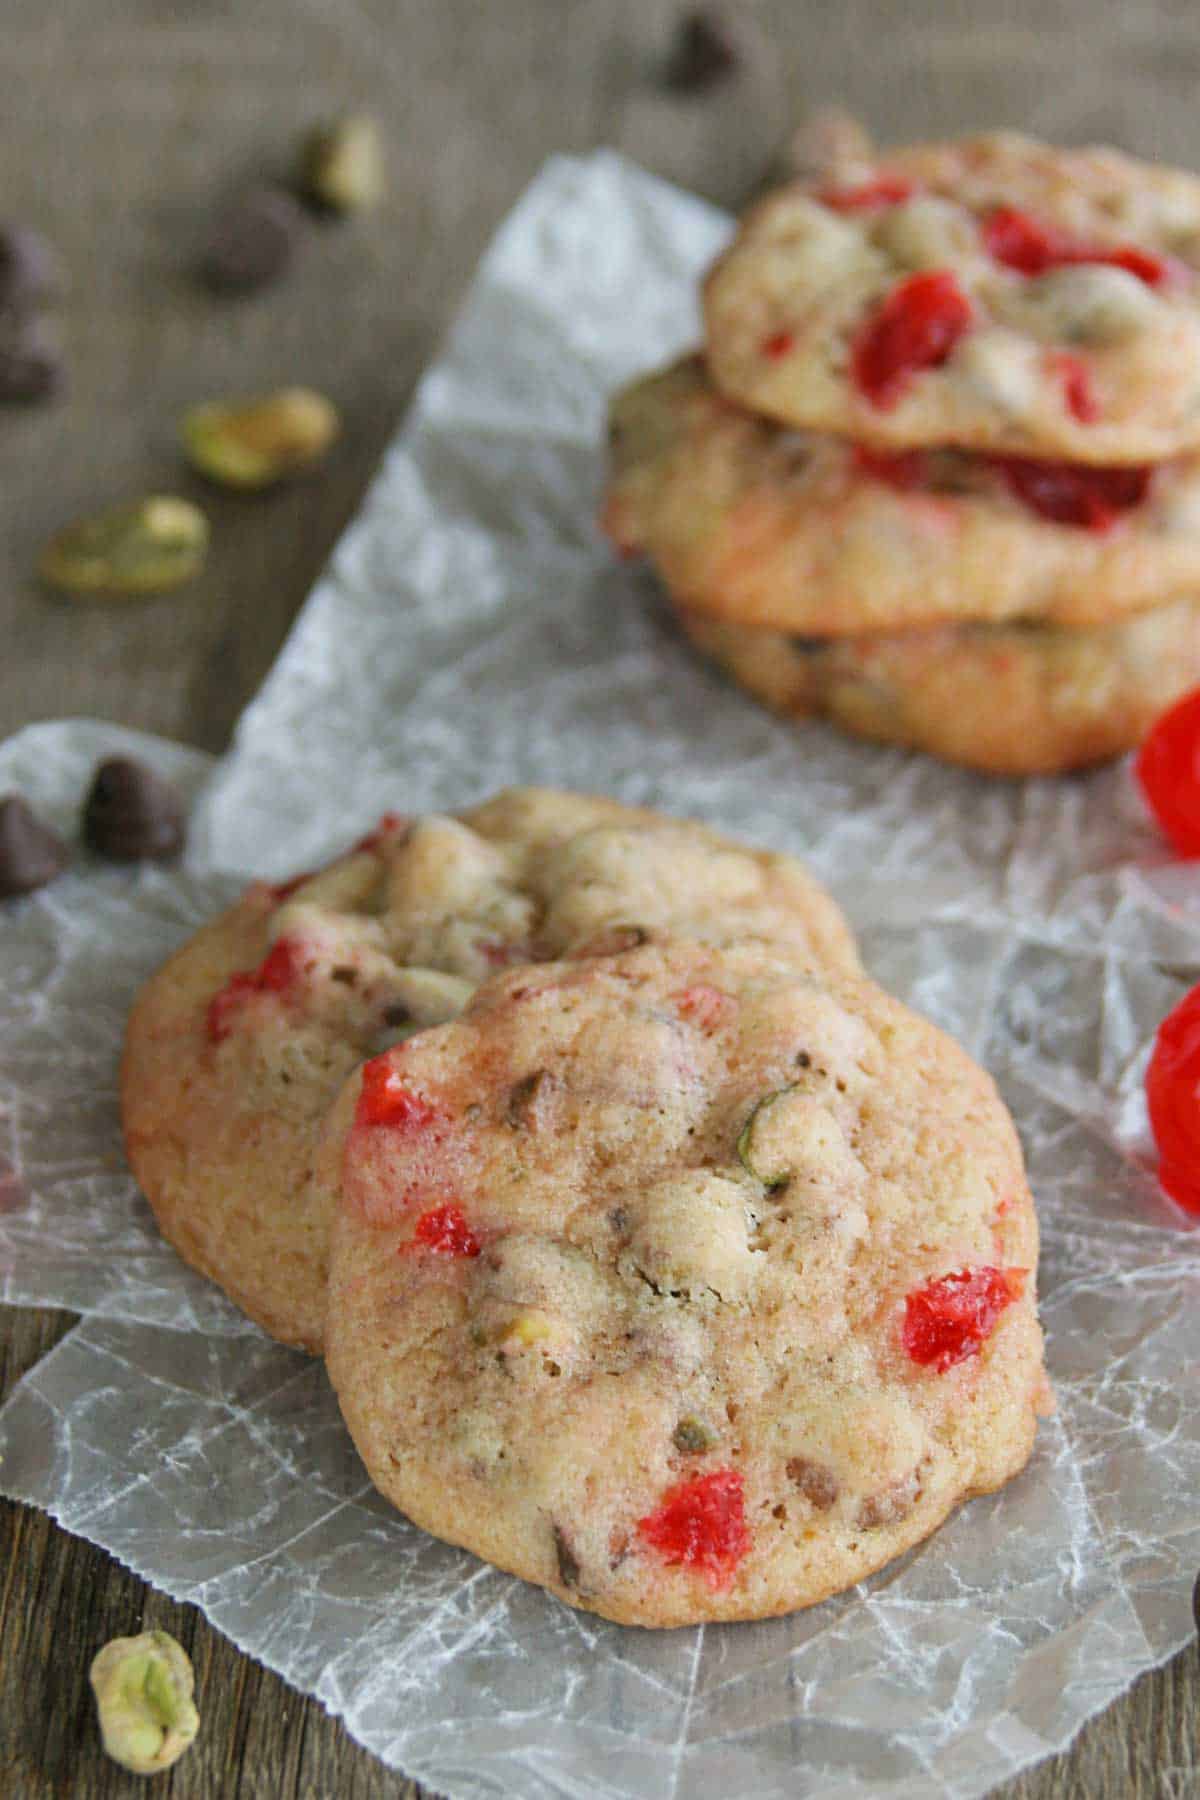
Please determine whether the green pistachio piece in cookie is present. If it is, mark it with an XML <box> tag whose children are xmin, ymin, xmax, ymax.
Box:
<box><xmin>39</xmin><ymin>496</ymin><xmax>209</xmax><ymax>597</ymax></box>
<box><xmin>672</xmin><ymin>1415</ymin><xmax>716</xmax><ymax>1454</ymax></box>
<box><xmin>736</xmin><ymin>1082</ymin><xmax>813</xmax><ymax>1187</ymax></box>
<box><xmin>182</xmin><ymin>387</ymin><xmax>339</xmax><ymax>489</ymax></box>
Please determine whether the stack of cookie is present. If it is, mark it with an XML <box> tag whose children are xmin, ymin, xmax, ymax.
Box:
<box><xmin>604</xmin><ymin>129</ymin><xmax>1200</xmax><ymax>775</ymax></box>
<box><xmin>123</xmin><ymin>789</ymin><xmax>1050</xmax><ymax>1626</ymax></box>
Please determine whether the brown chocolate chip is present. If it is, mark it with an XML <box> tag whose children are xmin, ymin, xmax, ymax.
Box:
<box><xmin>786</xmin><ymin>1457</ymin><xmax>839</xmax><ymax>1510</ymax></box>
<box><xmin>0</xmin><ymin>308</ymin><xmax>62</xmax><ymax>405</ymax></box>
<box><xmin>857</xmin><ymin>1469</ymin><xmax>923</xmax><ymax>1530</ymax></box>
<box><xmin>552</xmin><ymin>1523</ymin><xmax>581</xmax><ymax>1588</ymax></box>
<box><xmin>0</xmin><ymin>795</ymin><xmax>69</xmax><ymax>898</ymax></box>
<box><xmin>200</xmin><ymin>186</ymin><xmax>303</xmax><ymax>294</ymax></box>
<box><xmin>506</xmin><ymin>1068</ymin><xmax>555</xmax><ymax>1130</ymax></box>
<box><xmin>576</xmin><ymin>924</ymin><xmax>650</xmax><ymax>958</ymax></box>
<box><xmin>663</xmin><ymin>9</ymin><xmax>741</xmax><ymax>91</ymax></box>
<box><xmin>82</xmin><ymin>758</ymin><xmax>185</xmax><ymax>863</ymax></box>
<box><xmin>381</xmin><ymin>1001</ymin><xmax>412</xmax><ymax>1028</ymax></box>
<box><xmin>0</xmin><ymin>224</ymin><xmax>59</xmax><ymax>312</ymax></box>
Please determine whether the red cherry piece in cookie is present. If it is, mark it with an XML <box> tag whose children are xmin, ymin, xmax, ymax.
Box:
<box><xmin>267</xmin><ymin>868</ymin><xmax>316</xmax><ymax>903</ymax></box>
<box><xmin>990</xmin><ymin>456</ymin><xmax>1150</xmax><ymax>530</ymax></box>
<box><xmin>983</xmin><ymin>207</ymin><xmax>1168</xmax><ymax>287</ymax></box>
<box><xmin>353</xmin><ymin>811</ymin><xmax>407</xmax><ymax>856</ymax></box>
<box><xmin>1137</xmin><ymin>689</ymin><xmax>1200</xmax><ymax>857</ymax></box>
<box><xmin>851</xmin><ymin>444</ymin><xmax>930</xmax><ymax>491</ymax></box>
<box><xmin>1146</xmin><ymin>985</ymin><xmax>1200</xmax><ymax>1214</ymax></box>
<box><xmin>355</xmin><ymin>1055</ymin><xmax>441</xmax><ymax>1132</ymax></box>
<box><xmin>1047</xmin><ymin>351</ymin><xmax>1100</xmax><ymax>425</ymax></box>
<box><xmin>636</xmin><ymin>1468</ymin><xmax>750</xmax><ymax>1590</ymax></box>
<box><xmin>479</xmin><ymin>938</ymin><xmax>533</xmax><ymax>969</ymax></box>
<box><xmin>902</xmin><ymin>1266</ymin><xmax>1024</xmax><ymax>1372</ymax></box>
<box><xmin>672</xmin><ymin>983</ymin><xmax>734</xmax><ymax>1030</ymax></box>
<box><xmin>851</xmin><ymin>271</ymin><xmax>974</xmax><ymax>410</ymax></box>
<box><xmin>761</xmin><ymin>330</ymin><xmax>795</xmax><ymax>360</ymax></box>
<box><xmin>206</xmin><ymin>938</ymin><xmax>301</xmax><ymax>1043</ymax></box>
<box><xmin>410</xmin><ymin>1202</ymin><xmax>481</xmax><ymax>1257</ymax></box>
<box><xmin>819</xmin><ymin>174</ymin><xmax>914</xmax><ymax>213</ymax></box>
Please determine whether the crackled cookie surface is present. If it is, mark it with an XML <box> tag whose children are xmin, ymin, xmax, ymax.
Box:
<box><xmin>122</xmin><ymin>789</ymin><xmax>857</xmax><ymax>1351</ymax></box>
<box><xmin>704</xmin><ymin>133</ymin><xmax>1200</xmax><ymax>463</ymax></box>
<box><xmin>325</xmin><ymin>939</ymin><xmax>1048</xmax><ymax>1627</ymax></box>
<box><xmin>674</xmin><ymin>595</ymin><xmax>1200</xmax><ymax>776</ymax></box>
<box><xmin>606</xmin><ymin>356</ymin><xmax>1200</xmax><ymax>633</ymax></box>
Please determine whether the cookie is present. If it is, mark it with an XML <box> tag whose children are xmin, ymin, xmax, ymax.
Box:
<box><xmin>121</xmin><ymin>788</ymin><xmax>859</xmax><ymax>1352</ymax></box>
<box><xmin>605</xmin><ymin>356</ymin><xmax>1200</xmax><ymax>634</ymax></box>
<box><xmin>324</xmin><ymin>938</ymin><xmax>1049</xmax><ymax>1627</ymax></box>
<box><xmin>704</xmin><ymin>132</ymin><xmax>1200</xmax><ymax>463</ymax></box>
<box><xmin>672</xmin><ymin>594</ymin><xmax>1200</xmax><ymax>775</ymax></box>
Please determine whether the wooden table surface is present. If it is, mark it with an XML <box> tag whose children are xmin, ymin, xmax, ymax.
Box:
<box><xmin>2</xmin><ymin>1</ymin><xmax>1198</xmax><ymax>1793</ymax></box>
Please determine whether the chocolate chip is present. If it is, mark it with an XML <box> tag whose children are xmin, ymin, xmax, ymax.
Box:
<box><xmin>200</xmin><ymin>186</ymin><xmax>303</xmax><ymax>294</ymax></box>
<box><xmin>381</xmin><ymin>1001</ymin><xmax>413</xmax><ymax>1028</ymax></box>
<box><xmin>0</xmin><ymin>308</ymin><xmax>62</xmax><ymax>405</ymax></box>
<box><xmin>577</xmin><ymin>924</ymin><xmax>650</xmax><ymax>958</ymax></box>
<box><xmin>789</xmin><ymin>638</ymin><xmax>827</xmax><ymax>658</ymax></box>
<box><xmin>552</xmin><ymin>1523</ymin><xmax>581</xmax><ymax>1589</ymax></box>
<box><xmin>81</xmin><ymin>758</ymin><xmax>185</xmax><ymax>862</ymax></box>
<box><xmin>786</xmin><ymin>1456</ymin><xmax>839</xmax><ymax>1510</ymax></box>
<box><xmin>663</xmin><ymin>9</ymin><xmax>741</xmax><ymax>91</ymax></box>
<box><xmin>506</xmin><ymin>1068</ymin><xmax>555</xmax><ymax>1130</ymax></box>
<box><xmin>0</xmin><ymin>795</ymin><xmax>69</xmax><ymax>898</ymax></box>
<box><xmin>857</xmin><ymin>1469</ymin><xmax>923</xmax><ymax>1530</ymax></box>
<box><xmin>0</xmin><ymin>224</ymin><xmax>59</xmax><ymax>312</ymax></box>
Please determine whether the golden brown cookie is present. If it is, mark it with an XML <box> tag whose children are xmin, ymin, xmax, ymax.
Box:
<box><xmin>605</xmin><ymin>356</ymin><xmax>1200</xmax><ymax>634</ymax></box>
<box><xmin>121</xmin><ymin>789</ymin><xmax>858</xmax><ymax>1351</ymax></box>
<box><xmin>704</xmin><ymin>133</ymin><xmax>1200</xmax><ymax>463</ymax></box>
<box><xmin>672</xmin><ymin>594</ymin><xmax>1200</xmax><ymax>775</ymax></box>
<box><xmin>324</xmin><ymin>938</ymin><xmax>1049</xmax><ymax>1627</ymax></box>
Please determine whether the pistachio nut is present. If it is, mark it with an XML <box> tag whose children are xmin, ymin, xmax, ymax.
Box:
<box><xmin>672</xmin><ymin>1415</ymin><xmax>716</xmax><ymax>1454</ymax></box>
<box><xmin>89</xmin><ymin>1629</ymin><xmax>200</xmax><ymax>1776</ymax></box>
<box><xmin>182</xmin><ymin>386</ymin><xmax>339</xmax><ymax>489</ymax></box>
<box><xmin>38</xmin><ymin>496</ymin><xmax>209</xmax><ymax>597</ymax></box>
<box><xmin>303</xmin><ymin>114</ymin><xmax>385</xmax><ymax>213</ymax></box>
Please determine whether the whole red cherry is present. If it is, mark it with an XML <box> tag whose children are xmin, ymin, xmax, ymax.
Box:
<box><xmin>1136</xmin><ymin>688</ymin><xmax>1200</xmax><ymax>857</ymax></box>
<box><xmin>1146</xmin><ymin>985</ymin><xmax>1200</xmax><ymax>1215</ymax></box>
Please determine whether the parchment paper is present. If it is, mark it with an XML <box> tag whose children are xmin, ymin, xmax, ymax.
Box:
<box><xmin>2</xmin><ymin>152</ymin><xmax>1200</xmax><ymax>1800</ymax></box>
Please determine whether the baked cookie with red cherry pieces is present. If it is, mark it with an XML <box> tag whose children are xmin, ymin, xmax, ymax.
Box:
<box><xmin>121</xmin><ymin>788</ymin><xmax>858</xmax><ymax>1352</ymax></box>
<box><xmin>704</xmin><ymin>132</ymin><xmax>1200</xmax><ymax>464</ymax></box>
<box><xmin>672</xmin><ymin>593</ymin><xmax>1200</xmax><ymax>776</ymax></box>
<box><xmin>323</xmin><ymin>937</ymin><xmax>1050</xmax><ymax>1627</ymax></box>
<box><xmin>605</xmin><ymin>355</ymin><xmax>1200</xmax><ymax>634</ymax></box>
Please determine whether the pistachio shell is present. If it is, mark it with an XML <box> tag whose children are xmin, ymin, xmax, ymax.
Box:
<box><xmin>89</xmin><ymin>1629</ymin><xmax>199</xmax><ymax>1775</ymax></box>
<box><xmin>38</xmin><ymin>496</ymin><xmax>209</xmax><ymax>597</ymax></box>
<box><xmin>182</xmin><ymin>387</ymin><xmax>339</xmax><ymax>489</ymax></box>
<box><xmin>303</xmin><ymin>114</ymin><xmax>385</xmax><ymax>213</ymax></box>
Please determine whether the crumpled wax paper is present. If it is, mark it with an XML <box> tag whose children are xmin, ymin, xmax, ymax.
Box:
<box><xmin>2</xmin><ymin>152</ymin><xmax>1200</xmax><ymax>1800</ymax></box>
